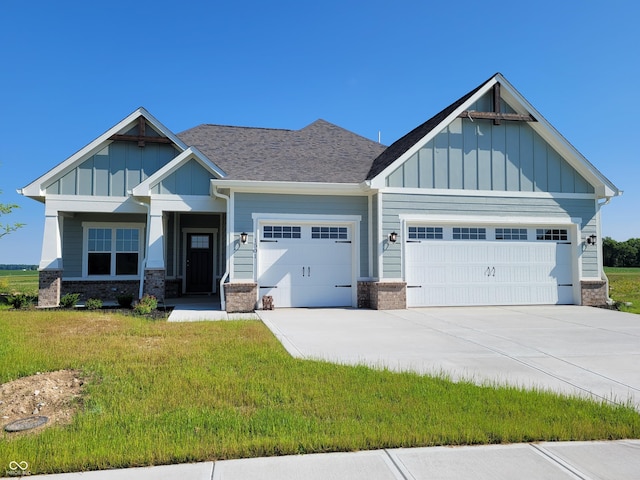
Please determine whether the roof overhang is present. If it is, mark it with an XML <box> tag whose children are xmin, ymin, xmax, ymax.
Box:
<box><xmin>211</xmin><ymin>179</ymin><xmax>372</xmax><ymax>196</ymax></box>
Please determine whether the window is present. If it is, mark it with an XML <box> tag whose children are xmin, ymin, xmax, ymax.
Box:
<box><xmin>86</xmin><ymin>226</ymin><xmax>141</xmax><ymax>277</ymax></box>
<box><xmin>408</xmin><ymin>226</ymin><xmax>443</xmax><ymax>240</ymax></box>
<box><xmin>453</xmin><ymin>227</ymin><xmax>486</xmax><ymax>240</ymax></box>
<box><xmin>536</xmin><ymin>228</ymin><xmax>568</xmax><ymax>241</ymax></box>
<box><xmin>311</xmin><ymin>226</ymin><xmax>348</xmax><ymax>239</ymax></box>
<box><xmin>495</xmin><ymin>228</ymin><xmax>528</xmax><ymax>240</ymax></box>
<box><xmin>190</xmin><ymin>235</ymin><xmax>210</xmax><ymax>249</ymax></box>
<box><xmin>263</xmin><ymin>225</ymin><xmax>301</xmax><ymax>239</ymax></box>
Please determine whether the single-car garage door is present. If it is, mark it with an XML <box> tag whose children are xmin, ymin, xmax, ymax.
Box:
<box><xmin>405</xmin><ymin>226</ymin><xmax>574</xmax><ymax>307</ymax></box>
<box><xmin>257</xmin><ymin>224</ymin><xmax>353</xmax><ymax>308</ymax></box>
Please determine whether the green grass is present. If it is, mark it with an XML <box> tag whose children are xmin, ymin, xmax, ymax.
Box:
<box><xmin>1</xmin><ymin>311</ymin><xmax>639</xmax><ymax>475</ymax></box>
<box><xmin>0</xmin><ymin>269</ymin><xmax>38</xmax><ymax>296</ymax></box>
<box><xmin>605</xmin><ymin>267</ymin><xmax>640</xmax><ymax>314</ymax></box>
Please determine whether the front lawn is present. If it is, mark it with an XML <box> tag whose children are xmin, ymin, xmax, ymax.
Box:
<box><xmin>1</xmin><ymin>310</ymin><xmax>639</xmax><ymax>475</ymax></box>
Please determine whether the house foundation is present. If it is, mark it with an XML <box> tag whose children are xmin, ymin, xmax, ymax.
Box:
<box><xmin>581</xmin><ymin>280</ymin><xmax>608</xmax><ymax>306</ymax></box>
<box><xmin>143</xmin><ymin>269</ymin><xmax>166</xmax><ymax>302</ymax></box>
<box><xmin>224</xmin><ymin>282</ymin><xmax>258</xmax><ymax>313</ymax></box>
<box><xmin>38</xmin><ymin>269</ymin><xmax>63</xmax><ymax>307</ymax></box>
<box><xmin>357</xmin><ymin>281</ymin><xmax>407</xmax><ymax>310</ymax></box>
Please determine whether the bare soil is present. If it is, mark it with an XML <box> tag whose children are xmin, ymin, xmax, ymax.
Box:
<box><xmin>0</xmin><ymin>370</ymin><xmax>84</xmax><ymax>435</ymax></box>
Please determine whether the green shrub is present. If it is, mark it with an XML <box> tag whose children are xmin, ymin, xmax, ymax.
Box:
<box><xmin>133</xmin><ymin>294</ymin><xmax>158</xmax><ymax>315</ymax></box>
<box><xmin>116</xmin><ymin>293</ymin><xmax>134</xmax><ymax>308</ymax></box>
<box><xmin>85</xmin><ymin>298</ymin><xmax>103</xmax><ymax>310</ymax></box>
<box><xmin>7</xmin><ymin>293</ymin><xmax>36</xmax><ymax>309</ymax></box>
<box><xmin>59</xmin><ymin>293</ymin><xmax>81</xmax><ymax>308</ymax></box>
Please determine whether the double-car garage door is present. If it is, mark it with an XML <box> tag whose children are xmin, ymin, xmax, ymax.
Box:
<box><xmin>405</xmin><ymin>225</ymin><xmax>575</xmax><ymax>307</ymax></box>
<box><xmin>257</xmin><ymin>224</ymin><xmax>353</xmax><ymax>308</ymax></box>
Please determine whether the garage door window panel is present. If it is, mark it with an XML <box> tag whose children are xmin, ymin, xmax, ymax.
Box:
<box><xmin>311</xmin><ymin>226</ymin><xmax>348</xmax><ymax>240</ymax></box>
<box><xmin>495</xmin><ymin>228</ymin><xmax>528</xmax><ymax>240</ymax></box>
<box><xmin>263</xmin><ymin>225</ymin><xmax>301</xmax><ymax>239</ymax></box>
<box><xmin>453</xmin><ymin>227</ymin><xmax>486</xmax><ymax>240</ymax></box>
<box><xmin>408</xmin><ymin>226</ymin><xmax>443</xmax><ymax>240</ymax></box>
<box><xmin>536</xmin><ymin>228</ymin><xmax>568</xmax><ymax>241</ymax></box>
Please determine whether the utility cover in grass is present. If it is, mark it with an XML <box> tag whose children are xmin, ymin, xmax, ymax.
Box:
<box><xmin>4</xmin><ymin>415</ymin><xmax>48</xmax><ymax>432</ymax></box>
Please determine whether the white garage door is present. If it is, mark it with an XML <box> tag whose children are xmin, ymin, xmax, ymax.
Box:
<box><xmin>257</xmin><ymin>224</ymin><xmax>353</xmax><ymax>308</ymax></box>
<box><xmin>406</xmin><ymin>226</ymin><xmax>574</xmax><ymax>307</ymax></box>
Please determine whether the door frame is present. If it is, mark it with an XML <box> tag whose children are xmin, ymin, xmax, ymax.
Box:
<box><xmin>182</xmin><ymin>227</ymin><xmax>218</xmax><ymax>294</ymax></box>
<box><xmin>252</xmin><ymin>213</ymin><xmax>361</xmax><ymax>307</ymax></box>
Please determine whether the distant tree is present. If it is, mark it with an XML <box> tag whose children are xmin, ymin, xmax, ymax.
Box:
<box><xmin>603</xmin><ymin>236</ymin><xmax>640</xmax><ymax>267</ymax></box>
<box><xmin>0</xmin><ymin>189</ymin><xmax>24</xmax><ymax>239</ymax></box>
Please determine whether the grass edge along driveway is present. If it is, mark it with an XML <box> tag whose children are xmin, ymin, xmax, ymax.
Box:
<box><xmin>1</xmin><ymin>310</ymin><xmax>639</xmax><ymax>475</ymax></box>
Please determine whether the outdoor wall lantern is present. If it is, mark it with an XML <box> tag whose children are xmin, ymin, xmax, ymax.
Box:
<box><xmin>389</xmin><ymin>231</ymin><xmax>398</xmax><ymax>243</ymax></box>
<box><xmin>240</xmin><ymin>232</ymin><xmax>248</xmax><ymax>244</ymax></box>
<box><xmin>586</xmin><ymin>234</ymin><xmax>597</xmax><ymax>246</ymax></box>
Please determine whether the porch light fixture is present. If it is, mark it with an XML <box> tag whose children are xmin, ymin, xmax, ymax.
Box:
<box><xmin>586</xmin><ymin>234</ymin><xmax>597</xmax><ymax>246</ymax></box>
<box><xmin>389</xmin><ymin>231</ymin><xmax>398</xmax><ymax>243</ymax></box>
<box><xmin>240</xmin><ymin>232</ymin><xmax>248</xmax><ymax>244</ymax></box>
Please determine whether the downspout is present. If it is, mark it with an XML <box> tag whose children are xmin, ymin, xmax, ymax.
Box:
<box><xmin>213</xmin><ymin>185</ymin><xmax>230</xmax><ymax>311</ymax></box>
<box><xmin>132</xmin><ymin>196</ymin><xmax>151</xmax><ymax>300</ymax></box>
<box><xmin>597</xmin><ymin>196</ymin><xmax>614</xmax><ymax>304</ymax></box>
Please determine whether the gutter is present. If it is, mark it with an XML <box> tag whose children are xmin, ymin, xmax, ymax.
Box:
<box><xmin>212</xmin><ymin>185</ymin><xmax>230</xmax><ymax>311</ymax></box>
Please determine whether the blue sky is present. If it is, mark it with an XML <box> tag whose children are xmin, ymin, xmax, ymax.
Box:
<box><xmin>0</xmin><ymin>1</ymin><xmax>638</xmax><ymax>264</ymax></box>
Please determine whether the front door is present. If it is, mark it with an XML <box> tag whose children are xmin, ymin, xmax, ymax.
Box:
<box><xmin>186</xmin><ymin>233</ymin><xmax>213</xmax><ymax>293</ymax></box>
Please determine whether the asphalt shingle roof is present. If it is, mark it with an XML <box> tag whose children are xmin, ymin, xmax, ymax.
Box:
<box><xmin>177</xmin><ymin>119</ymin><xmax>386</xmax><ymax>183</ymax></box>
<box><xmin>365</xmin><ymin>76</ymin><xmax>492</xmax><ymax>180</ymax></box>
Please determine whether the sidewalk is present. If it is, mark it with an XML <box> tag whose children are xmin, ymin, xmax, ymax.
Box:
<box><xmin>22</xmin><ymin>440</ymin><xmax>640</xmax><ymax>479</ymax></box>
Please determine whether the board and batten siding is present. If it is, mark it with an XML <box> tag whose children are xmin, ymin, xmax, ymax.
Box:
<box><xmin>381</xmin><ymin>193</ymin><xmax>598</xmax><ymax>278</ymax></box>
<box><xmin>233</xmin><ymin>193</ymin><xmax>369</xmax><ymax>280</ymax></box>
<box><xmin>151</xmin><ymin>159</ymin><xmax>213</xmax><ymax>195</ymax></box>
<box><xmin>61</xmin><ymin>213</ymin><xmax>147</xmax><ymax>278</ymax></box>
<box><xmin>46</xmin><ymin>141</ymin><xmax>179</xmax><ymax>196</ymax></box>
<box><xmin>386</xmin><ymin>117</ymin><xmax>593</xmax><ymax>195</ymax></box>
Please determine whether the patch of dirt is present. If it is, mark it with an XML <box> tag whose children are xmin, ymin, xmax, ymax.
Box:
<box><xmin>0</xmin><ymin>370</ymin><xmax>84</xmax><ymax>435</ymax></box>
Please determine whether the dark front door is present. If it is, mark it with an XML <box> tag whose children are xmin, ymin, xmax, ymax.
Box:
<box><xmin>186</xmin><ymin>233</ymin><xmax>213</xmax><ymax>293</ymax></box>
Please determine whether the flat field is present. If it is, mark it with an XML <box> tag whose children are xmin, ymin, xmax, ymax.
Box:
<box><xmin>605</xmin><ymin>267</ymin><xmax>640</xmax><ymax>314</ymax></box>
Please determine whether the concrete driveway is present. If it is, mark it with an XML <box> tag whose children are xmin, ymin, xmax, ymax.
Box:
<box><xmin>258</xmin><ymin>305</ymin><xmax>640</xmax><ymax>408</ymax></box>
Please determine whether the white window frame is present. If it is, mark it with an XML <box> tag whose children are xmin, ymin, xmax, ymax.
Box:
<box><xmin>82</xmin><ymin>222</ymin><xmax>145</xmax><ymax>279</ymax></box>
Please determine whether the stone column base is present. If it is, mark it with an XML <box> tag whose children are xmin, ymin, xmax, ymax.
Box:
<box><xmin>357</xmin><ymin>281</ymin><xmax>407</xmax><ymax>310</ymax></box>
<box><xmin>581</xmin><ymin>280</ymin><xmax>608</xmax><ymax>306</ymax></box>
<box><xmin>38</xmin><ymin>269</ymin><xmax>63</xmax><ymax>307</ymax></box>
<box><xmin>144</xmin><ymin>269</ymin><xmax>166</xmax><ymax>302</ymax></box>
<box><xmin>224</xmin><ymin>283</ymin><xmax>257</xmax><ymax>313</ymax></box>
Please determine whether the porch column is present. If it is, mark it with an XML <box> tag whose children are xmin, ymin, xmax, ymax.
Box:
<box><xmin>146</xmin><ymin>212</ymin><xmax>165</xmax><ymax>269</ymax></box>
<box><xmin>38</xmin><ymin>211</ymin><xmax>63</xmax><ymax>307</ymax></box>
<box><xmin>143</xmin><ymin>210</ymin><xmax>165</xmax><ymax>301</ymax></box>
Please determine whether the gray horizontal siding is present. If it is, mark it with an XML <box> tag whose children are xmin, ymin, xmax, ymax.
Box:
<box><xmin>233</xmin><ymin>193</ymin><xmax>369</xmax><ymax>280</ymax></box>
<box><xmin>387</xmin><ymin>92</ymin><xmax>594</xmax><ymax>195</ymax></box>
<box><xmin>47</xmin><ymin>140</ymin><xmax>179</xmax><ymax>196</ymax></box>
<box><xmin>381</xmin><ymin>193</ymin><xmax>597</xmax><ymax>278</ymax></box>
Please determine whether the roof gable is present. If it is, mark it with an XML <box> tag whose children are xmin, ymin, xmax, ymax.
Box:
<box><xmin>20</xmin><ymin>108</ymin><xmax>190</xmax><ymax>198</ymax></box>
<box><xmin>131</xmin><ymin>147</ymin><xmax>225</xmax><ymax>196</ymax></box>
<box><xmin>368</xmin><ymin>73</ymin><xmax>620</xmax><ymax>198</ymax></box>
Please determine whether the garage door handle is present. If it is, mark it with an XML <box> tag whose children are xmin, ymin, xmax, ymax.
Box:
<box><xmin>491</xmin><ymin>267</ymin><xmax>495</xmax><ymax>277</ymax></box>
<box><xmin>335</xmin><ymin>240</ymin><xmax>351</xmax><ymax>243</ymax></box>
<box><xmin>485</xmin><ymin>267</ymin><xmax>491</xmax><ymax>276</ymax></box>
<box><xmin>259</xmin><ymin>286</ymin><xmax>278</xmax><ymax>288</ymax></box>
<box><xmin>407</xmin><ymin>285</ymin><xmax>422</xmax><ymax>288</ymax></box>
<box><xmin>335</xmin><ymin>285</ymin><xmax>351</xmax><ymax>288</ymax></box>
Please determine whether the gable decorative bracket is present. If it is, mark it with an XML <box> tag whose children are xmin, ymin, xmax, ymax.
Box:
<box><xmin>458</xmin><ymin>83</ymin><xmax>536</xmax><ymax>124</ymax></box>
<box><xmin>109</xmin><ymin>117</ymin><xmax>173</xmax><ymax>147</ymax></box>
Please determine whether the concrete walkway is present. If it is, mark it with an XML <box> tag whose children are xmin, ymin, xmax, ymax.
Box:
<box><xmin>258</xmin><ymin>305</ymin><xmax>640</xmax><ymax>409</ymax></box>
<box><xmin>166</xmin><ymin>297</ymin><xmax>258</xmax><ymax>321</ymax></box>
<box><xmin>25</xmin><ymin>440</ymin><xmax>640</xmax><ymax>479</ymax></box>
